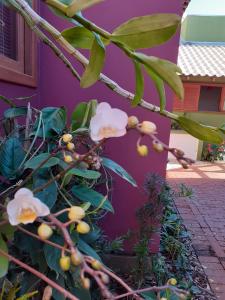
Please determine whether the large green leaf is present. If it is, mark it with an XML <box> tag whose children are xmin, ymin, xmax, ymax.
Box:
<box><xmin>4</xmin><ymin>107</ymin><xmax>28</xmax><ymax>118</ymax></box>
<box><xmin>80</xmin><ymin>35</ymin><xmax>105</xmax><ymax>88</ymax></box>
<box><xmin>33</xmin><ymin>107</ymin><xmax>66</xmax><ymax>137</ymax></box>
<box><xmin>71</xmin><ymin>99</ymin><xmax>97</xmax><ymax>130</ymax></box>
<box><xmin>61</xmin><ymin>26</ymin><xmax>95</xmax><ymax>49</ymax></box>
<box><xmin>177</xmin><ymin>116</ymin><xmax>223</xmax><ymax>144</ymax></box>
<box><xmin>102</xmin><ymin>157</ymin><xmax>137</xmax><ymax>187</ymax></box>
<box><xmin>132</xmin><ymin>61</ymin><xmax>144</xmax><ymax>107</ymax></box>
<box><xmin>44</xmin><ymin>235</ymin><xmax>64</xmax><ymax>275</ymax></box>
<box><xmin>134</xmin><ymin>53</ymin><xmax>184</xmax><ymax>100</ymax></box>
<box><xmin>111</xmin><ymin>14</ymin><xmax>180</xmax><ymax>50</ymax></box>
<box><xmin>77</xmin><ymin>238</ymin><xmax>102</xmax><ymax>261</ymax></box>
<box><xmin>144</xmin><ymin>66</ymin><xmax>166</xmax><ymax>111</ymax></box>
<box><xmin>66</xmin><ymin>0</ymin><xmax>103</xmax><ymax>16</ymax></box>
<box><xmin>24</xmin><ymin>153</ymin><xmax>59</xmax><ymax>169</ymax></box>
<box><xmin>0</xmin><ymin>223</ymin><xmax>15</xmax><ymax>241</ymax></box>
<box><xmin>0</xmin><ymin>137</ymin><xmax>25</xmax><ymax>179</ymax></box>
<box><xmin>0</xmin><ymin>234</ymin><xmax>9</xmax><ymax>278</ymax></box>
<box><xmin>64</xmin><ymin>168</ymin><xmax>101</xmax><ymax>179</ymax></box>
<box><xmin>72</xmin><ymin>185</ymin><xmax>114</xmax><ymax>212</ymax></box>
<box><xmin>218</xmin><ymin>124</ymin><xmax>225</xmax><ymax>134</ymax></box>
<box><xmin>33</xmin><ymin>170</ymin><xmax>58</xmax><ymax>209</ymax></box>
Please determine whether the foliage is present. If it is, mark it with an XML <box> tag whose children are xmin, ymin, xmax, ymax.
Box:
<box><xmin>201</xmin><ymin>142</ymin><xmax>225</xmax><ymax>162</ymax></box>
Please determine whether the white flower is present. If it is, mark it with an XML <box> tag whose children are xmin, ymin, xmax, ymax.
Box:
<box><xmin>7</xmin><ymin>188</ymin><xmax>50</xmax><ymax>226</ymax></box>
<box><xmin>90</xmin><ymin>102</ymin><xmax>128</xmax><ymax>141</ymax></box>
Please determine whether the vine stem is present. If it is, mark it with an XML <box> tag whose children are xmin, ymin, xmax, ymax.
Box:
<box><xmin>0</xmin><ymin>248</ymin><xmax>79</xmax><ymax>300</ymax></box>
<box><xmin>12</xmin><ymin>0</ymin><xmax>180</xmax><ymax>122</ymax></box>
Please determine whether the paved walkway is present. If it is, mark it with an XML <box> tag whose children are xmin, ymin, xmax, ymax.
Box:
<box><xmin>167</xmin><ymin>162</ymin><xmax>225</xmax><ymax>299</ymax></box>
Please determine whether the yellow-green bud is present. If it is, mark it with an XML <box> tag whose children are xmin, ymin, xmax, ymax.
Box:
<box><xmin>71</xmin><ymin>251</ymin><xmax>83</xmax><ymax>266</ymax></box>
<box><xmin>76</xmin><ymin>221</ymin><xmax>90</xmax><ymax>234</ymax></box>
<box><xmin>82</xmin><ymin>277</ymin><xmax>91</xmax><ymax>289</ymax></box>
<box><xmin>153</xmin><ymin>142</ymin><xmax>164</xmax><ymax>153</ymax></box>
<box><xmin>37</xmin><ymin>223</ymin><xmax>53</xmax><ymax>240</ymax></box>
<box><xmin>91</xmin><ymin>260</ymin><xmax>102</xmax><ymax>270</ymax></box>
<box><xmin>137</xmin><ymin>145</ymin><xmax>148</xmax><ymax>157</ymax></box>
<box><xmin>139</xmin><ymin>121</ymin><xmax>157</xmax><ymax>135</ymax></box>
<box><xmin>62</xmin><ymin>134</ymin><xmax>73</xmax><ymax>143</ymax></box>
<box><xmin>68</xmin><ymin>206</ymin><xmax>85</xmax><ymax>222</ymax></box>
<box><xmin>128</xmin><ymin>116</ymin><xmax>139</xmax><ymax>128</ymax></box>
<box><xmin>67</xmin><ymin>142</ymin><xmax>75</xmax><ymax>151</ymax></box>
<box><xmin>59</xmin><ymin>256</ymin><xmax>71</xmax><ymax>271</ymax></box>
<box><xmin>167</xmin><ymin>278</ymin><xmax>177</xmax><ymax>286</ymax></box>
<box><xmin>64</xmin><ymin>155</ymin><xmax>73</xmax><ymax>163</ymax></box>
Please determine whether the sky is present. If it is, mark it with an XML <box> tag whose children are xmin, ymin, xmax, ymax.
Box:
<box><xmin>184</xmin><ymin>0</ymin><xmax>225</xmax><ymax>17</ymax></box>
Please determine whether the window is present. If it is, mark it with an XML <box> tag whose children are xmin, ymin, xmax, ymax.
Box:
<box><xmin>198</xmin><ymin>86</ymin><xmax>222</xmax><ymax>112</ymax></box>
<box><xmin>0</xmin><ymin>2</ymin><xmax>37</xmax><ymax>86</ymax></box>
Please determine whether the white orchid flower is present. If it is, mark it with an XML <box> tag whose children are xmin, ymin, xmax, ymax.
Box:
<box><xmin>90</xmin><ymin>102</ymin><xmax>128</xmax><ymax>141</ymax></box>
<box><xmin>7</xmin><ymin>188</ymin><xmax>50</xmax><ymax>226</ymax></box>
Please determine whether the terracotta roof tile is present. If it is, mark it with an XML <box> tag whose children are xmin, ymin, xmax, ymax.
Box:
<box><xmin>178</xmin><ymin>42</ymin><xmax>225</xmax><ymax>78</ymax></box>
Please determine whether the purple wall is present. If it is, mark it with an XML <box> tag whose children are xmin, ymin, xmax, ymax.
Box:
<box><xmin>0</xmin><ymin>0</ymin><xmax>182</xmax><ymax>252</ymax></box>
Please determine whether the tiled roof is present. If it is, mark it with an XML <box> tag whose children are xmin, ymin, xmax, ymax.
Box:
<box><xmin>178</xmin><ymin>42</ymin><xmax>225</xmax><ymax>78</ymax></box>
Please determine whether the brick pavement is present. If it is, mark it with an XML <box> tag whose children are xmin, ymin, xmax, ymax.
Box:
<box><xmin>167</xmin><ymin>162</ymin><xmax>225</xmax><ymax>299</ymax></box>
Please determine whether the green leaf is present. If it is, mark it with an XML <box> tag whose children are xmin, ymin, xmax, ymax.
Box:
<box><xmin>177</xmin><ymin>116</ymin><xmax>223</xmax><ymax>144</ymax></box>
<box><xmin>44</xmin><ymin>235</ymin><xmax>64</xmax><ymax>275</ymax></box>
<box><xmin>16</xmin><ymin>291</ymin><xmax>38</xmax><ymax>300</ymax></box>
<box><xmin>24</xmin><ymin>153</ymin><xmax>59</xmax><ymax>169</ymax></box>
<box><xmin>111</xmin><ymin>14</ymin><xmax>180</xmax><ymax>50</ymax></box>
<box><xmin>4</xmin><ymin>107</ymin><xmax>27</xmax><ymax>118</ymax></box>
<box><xmin>61</xmin><ymin>26</ymin><xmax>95</xmax><ymax>49</ymax></box>
<box><xmin>80</xmin><ymin>35</ymin><xmax>105</xmax><ymax>88</ymax></box>
<box><xmin>65</xmin><ymin>168</ymin><xmax>101</xmax><ymax>179</ymax></box>
<box><xmin>141</xmin><ymin>291</ymin><xmax>157</xmax><ymax>300</ymax></box>
<box><xmin>132</xmin><ymin>61</ymin><xmax>144</xmax><ymax>107</ymax></box>
<box><xmin>33</xmin><ymin>107</ymin><xmax>66</xmax><ymax>137</ymax></box>
<box><xmin>134</xmin><ymin>52</ymin><xmax>184</xmax><ymax>100</ymax></box>
<box><xmin>0</xmin><ymin>234</ymin><xmax>9</xmax><ymax>278</ymax></box>
<box><xmin>72</xmin><ymin>185</ymin><xmax>114</xmax><ymax>212</ymax></box>
<box><xmin>0</xmin><ymin>137</ymin><xmax>25</xmax><ymax>179</ymax></box>
<box><xmin>77</xmin><ymin>238</ymin><xmax>102</xmax><ymax>261</ymax></box>
<box><xmin>33</xmin><ymin>169</ymin><xmax>58</xmax><ymax>209</ymax></box>
<box><xmin>218</xmin><ymin>124</ymin><xmax>225</xmax><ymax>134</ymax></box>
<box><xmin>0</xmin><ymin>95</ymin><xmax>16</xmax><ymax>107</ymax></box>
<box><xmin>102</xmin><ymin>157</ymin><xmax>137</xmax><ymax>187</ymax></box>
<box><xmin>71</xmin><ymin>100</ymin><xmax>97</xmax><ymax>130</ymax></box>
<box><xmin>0</xmin><ymin>224</ymin><xmax>15</xmax><ymax>241</ymax></box>
<box><xmin>144</xmin><ymin>66</ymin><xmax>166</xmax><ymax>111</ymax></box>
<box><xmin>71</xmin><ymin>287</ymin><xmax>91</xmax><ymax>300</ymax></box>
<box><xmin>66</xmin><ymin>0</ymin><xmax>103</xmax><ymax>16</ymax></box>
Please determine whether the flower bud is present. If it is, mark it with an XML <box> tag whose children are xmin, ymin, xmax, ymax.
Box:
<box><xmin>160</xmin><ymin>298</ymin><xmax>167</xmax><ymax>300</ymax></box>
<box><xmin>62</xmin><ymin>134</ymin><xmax>73</xmax><ymax>143</ymax></box>
<box><xmin>91</xmin><ymin>259</ymin><xmax>102</xmax><ymax>270</ymax></box>
<box><xmin>179</xmin><ymin>294</ymin><xmax>187</xmax><ymax>300</ymax></box>
<box><xmin>167</xmin><ymin>278</ymin><xmax>177</xmax><ymax>286</ymax></box>
<box><xmin>68</xmin><ymin>206</ymin><xmax>85</xmax><ymax>222</ymax></box>
<box><xmin>71</xmin><ymin>251</ymin><xmax>83</xmax><ymax>266</ymax></box>
<box><xmin>139</xmin><ymin>121</ymin><xmax>157</xmax><ymax>135</ymax></box>
<box><xmin>137</xmin><ymin>145</ymin><xmax>148</xmax><ymax>157</ymax></box>
<box><xmin>152</xmin><ymin>142</ymin><xmax>164</xmax><ymax>153</ymax></box>
<box><xmin>81</xmin><ymin>277</ymin><xmax>91</xmax><ymax>289</ymax></box>
<box><xmin>64</xmin><ymin>155</ymin><xmax>73</xmax><ymax>163</ymax></box>
<box><xmin>76</xmin><ymin>221</ymin><xmax>90</xmax><ymax>234</ymax></box>
<box><xmin>37</xmin><ymin>223</ymin><xmax>53</xmax><ymax>240</ymax></box>
<box><xmin>59</xmin><ymin>256</ymin><xmax>71</xmax><ymax>271</ymax></box>
<box><xmin>100</xmin><ymin>273</ymin><xmax>109</xmax><ymax>284</ymax></box>
<box><xmin>67</xmin><ymin>142</ymin><xmax>75</xmax><ymax>151</ymax></box>
<box><xmin>128</xmin><ymin>116</ymin><xmax>139</xmax><ymax>128</ymax></box>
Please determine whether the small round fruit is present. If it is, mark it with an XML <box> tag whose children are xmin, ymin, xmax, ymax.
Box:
<box><xmin>64</xmin><ymin>155</ymin><xmax>73</xmax><ymax>163</ymax></box>
<box><xmin>139</xmin><ymin>121</ymin><xmax>157</xmax><ymax>135</ymax></box>
<box><xmin>76</xmin><ymin>221</ymin><xmax>90</xmax><ymax>234</ymax></box>
<box><xmin>167</xmin><ymin>278</ymin><xmax>177</xmax><ymax>286</ymax></box>
<box><xmin>128</xmin><ymin>116</ymin><xmax>139</xmax><ymax>128</ymax></box>
<box><xmin>82</xmin><ymin>277</ymin><xmax>90</xmax><ymax>289</ymax></box>
<box><xmin>68</xmin><ymin>206</ymin><xmax>85</xmax><ymax>222</ymax></box>
<box><xmin>67</xmin><ymin>142</ymin><xmax>75</xmax><ymax>151</ymax></box>
<box><xmin>91</xmin><ymin>260</ymin><xmax>102</xmax><ymax>270</ymax></box>
<box><xmin>153</xmin><ymin>142</ymin><xmax>164</xmax><ymax>153</ymax></box>
<box><xmin>71</xmin><ymin>251</ymin><xmax>83</xmax><ymax>266</ymax></box>
<box><xmin>137</xmin><ymin>145</ymin><xmax>148</xmax><ymax>157</ymax></box>
<box><xmin>62</xmin><ymin>134</ymin><xmax>73</xmax><ymax>143</ymax></box>
<box><xmin>37</xmin><ymin>223</ymin><xmax>53</xmax><ymax>240</ymax></box>
<box><xmin>59</xmin><ymin>256</ymin><xmax>71</xmax><ymax>271</ymax></box>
